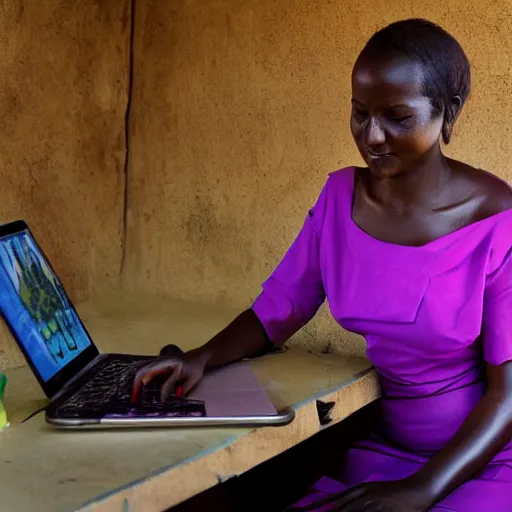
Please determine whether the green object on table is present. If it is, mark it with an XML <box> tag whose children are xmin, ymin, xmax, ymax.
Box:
<box><xmin>0</xmin><ymin>373</ymin><xmax>9</xmax><ymax>429</ymax></box>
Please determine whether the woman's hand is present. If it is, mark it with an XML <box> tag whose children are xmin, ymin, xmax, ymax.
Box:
<box><xmin>130</xmin><ymin>309</ymin><xmax>271</xmax><ymax>405</ymax></box>
<box><xmin>305</xmin><ymin>479</ymin><xmax>432</xmax><ymax>512</ymax></box>
<box><xmin>131</xmin><ymin>350</ymin><xmax>207</xmax><ymax>402</ymax></box>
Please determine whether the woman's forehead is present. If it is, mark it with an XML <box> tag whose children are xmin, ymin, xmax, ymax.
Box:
<box><xmin>352</xmin><ymin>56</ymin><xmax>427</xmax><ymax>104</ymax></box>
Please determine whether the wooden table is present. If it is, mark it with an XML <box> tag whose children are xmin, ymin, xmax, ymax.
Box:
<box><xmin>0</xmin><ymin>293</ymin><xmax>379</xmax><ymax>512</ymax></box>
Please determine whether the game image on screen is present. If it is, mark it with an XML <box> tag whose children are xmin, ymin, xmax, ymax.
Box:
<box><xmin>0</xmin><ymin>230</ymin><xmax>91</xmax><ymax>381</ymax></box>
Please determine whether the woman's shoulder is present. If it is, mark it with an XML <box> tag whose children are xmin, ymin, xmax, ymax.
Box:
<box><xmin>451</xmin><ymin>161</ymin><xmax>512</xmax><ymax>218</ymax></box>
<box><xmin>463</xmin><ymin>167</ymin><xmax>512</xmax><ymax>274</ymax></box>
<box><xmin>448</xmin><ymin>162</ymin><xmax>512</xmax><ymax>271</ymax></box>
<box><xmin>306</xmin><ymin>167</ymin><xmax>357</xmax><ymax>232</ymax></box>
<box><xmin>312</xmin><ymin>166</ymin><xmax>356</xmax><ymax>208</ymax></box>
<box><xmin>325</xmin><ymin>166</ymin><xmax>356</xmax><ymax>184</ymax></box>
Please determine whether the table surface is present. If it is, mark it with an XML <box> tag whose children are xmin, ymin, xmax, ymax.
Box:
<box><xmin>0</xmin><ymin>293</ymin><xmax>379</xmax><ymax>512</ymax></box>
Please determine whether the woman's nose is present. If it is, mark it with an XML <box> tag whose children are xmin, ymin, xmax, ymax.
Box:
<box><xmin>365</xmin><ymin>117</ymin><xmax>386</xmax><ymax>147</ymax></box>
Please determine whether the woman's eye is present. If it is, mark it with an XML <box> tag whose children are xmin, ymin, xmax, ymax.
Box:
<box><xmin>388</xmin><ymin>114</ymin><xmax>413</xmax><ymax>123</ymax></box>
<box><xmin>353</xmin><ymin>109</ymin><xmax>368</xmax><ymax>120</ymax></box>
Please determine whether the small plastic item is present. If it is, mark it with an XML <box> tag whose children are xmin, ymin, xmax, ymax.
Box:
<box><xmin>0</xmin><ymin>373</ymin><xmax>9</xmax><ymax>430</ymax></box>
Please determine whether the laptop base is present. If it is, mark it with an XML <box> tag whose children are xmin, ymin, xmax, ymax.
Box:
<box><xmin>45</xmin><ymin>408</ymin><xmax>295</xmax><ymax>429</ymax></box>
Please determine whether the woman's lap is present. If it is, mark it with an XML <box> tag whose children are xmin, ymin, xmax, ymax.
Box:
<box><xmin>286</xmin><ymin>474</ymin><xmax>512</xmax><ymax>511</ymax></box>
<box><xmin>285</xmin><ymin>440</ymin><xmax>512</xmax><ymax>512</ymax></box>
<box><xmin>432</xmin><ymin>463</ymin><xmax>512</xmax><ymax>512</ymax></box>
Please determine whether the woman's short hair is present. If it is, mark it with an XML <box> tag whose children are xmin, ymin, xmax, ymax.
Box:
<box><xmin>360</xmin><ymin>19</ymin><xmax>471</xmax><ymax>143</ymax></box>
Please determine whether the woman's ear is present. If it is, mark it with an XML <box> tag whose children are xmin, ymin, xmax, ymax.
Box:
<box><xmin>452</xmin><ymin>95</ymin><xmax>463</xmax><ymax>109</ymax></box>
<box><xmin>442</xmin><ymin>95</ymin><xmax>463</xmax><ymax>144</ymax></box>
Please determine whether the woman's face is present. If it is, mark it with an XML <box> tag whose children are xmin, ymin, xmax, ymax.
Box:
<box><xmin>351</xmin><ymin>54</ymin><xmax>444</xmax><ymax>178</ymax></box>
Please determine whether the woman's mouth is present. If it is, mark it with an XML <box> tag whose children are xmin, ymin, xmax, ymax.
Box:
<box><xmin>367</xmin><ymin>149</ymin><xmax>394</xmax><ymax>158</ymax></box>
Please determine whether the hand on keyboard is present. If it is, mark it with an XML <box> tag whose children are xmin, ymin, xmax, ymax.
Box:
<box><xmin>55</xmin><ymin>355</ymin><xmax>207</xmax><ymax>418</ymax></box>
<box><xmin>132</xmin><ymin>346</ymin><xmax>207</xmax><ymax>403</ymax></box>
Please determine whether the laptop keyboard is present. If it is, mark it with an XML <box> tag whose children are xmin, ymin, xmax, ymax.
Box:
<box><xmin>53</xmin><ymin>355</ymin><xmax>206</xmax><ymax>418</ymax></box>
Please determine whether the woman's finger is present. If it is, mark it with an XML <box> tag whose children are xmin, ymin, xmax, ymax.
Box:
<box><xmin>301</xmin><ymin>486</ymin><xmax>365</xmax><ymax>511</ymax></box>
<box><xmin>336</xmin><ymin>497</ymin><xmax>382</xmax><ymax>512</ymax></box>
<box><xmin>132</xmin><ymin>360</ymin><xmax>179</xmax><ymax>401</ymax></box>
<box><xmin>182</xmin><ymin>371</ymin><xmax>202</xmax><ymax>395</ymax></box>
<box><xmin>160</xmin><ymin>369</ymin><xmax>183</xmax><ymax>401</ymax></box>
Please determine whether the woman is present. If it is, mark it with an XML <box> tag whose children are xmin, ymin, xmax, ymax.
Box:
<box><xmin>133</xmin><ymin>19</ymin><xmax>512</xmax><ymax>511</ymax></box>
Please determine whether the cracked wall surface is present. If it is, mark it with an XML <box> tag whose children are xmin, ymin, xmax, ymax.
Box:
<box><xmin>0</xmin><ymin>1</ymin><xmax>130</xmax><ymax>369</ymax></box>
<box><xmin>123</xmin><ymin>0</ymin><xmax>512</xmax><ymax>356</ymax></box>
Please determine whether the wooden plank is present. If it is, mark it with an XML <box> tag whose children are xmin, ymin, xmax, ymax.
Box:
<box><xmin>0</xmin><ymin>293</ymin><xmax>379</xmax><ymax>512</ymax></box>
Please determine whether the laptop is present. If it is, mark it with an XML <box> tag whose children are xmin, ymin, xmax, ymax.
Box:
<box><xmin>0</xmin><ymin>220</ymin><xmax>294</xmax><ymax>429</ymax></box>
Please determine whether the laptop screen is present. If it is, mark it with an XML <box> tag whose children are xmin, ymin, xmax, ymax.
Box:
<box><xmin>0</xmin><ymin>229</ymin><xmax>92</xmax><ymax>381</ymax></box>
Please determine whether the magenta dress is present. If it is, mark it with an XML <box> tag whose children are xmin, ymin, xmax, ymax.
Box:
<box><xmin>251</xmin><ymin>167</ymin><xmax>512</xmax><ymax>511</ymax></box>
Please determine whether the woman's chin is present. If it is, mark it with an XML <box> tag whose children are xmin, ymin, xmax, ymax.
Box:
<box><xmin>367</xmin><ymin>163</ymin><xmax>402</xmax><ymax>179</ymax></box>
<box><xmin>365</xmin><ymin>154</ymin><xmax>402</xmax><ymax>178</ymax></box>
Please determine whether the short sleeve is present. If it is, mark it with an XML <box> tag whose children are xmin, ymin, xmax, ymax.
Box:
<box><xmin>483</xmin><ymin>251</ymin><xmax>512</xmax><ymax>365</ymax></box>
<box><xmin>250</xmin><ymin>181</ymin><xmax>329</xmax><ymax>345</ymax></box>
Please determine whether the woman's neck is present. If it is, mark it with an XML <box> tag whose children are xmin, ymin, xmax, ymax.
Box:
<box><xmin>365</xmin><ymin>147</ymin><xmax>452</xmax><ymax>214</ymax></box>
